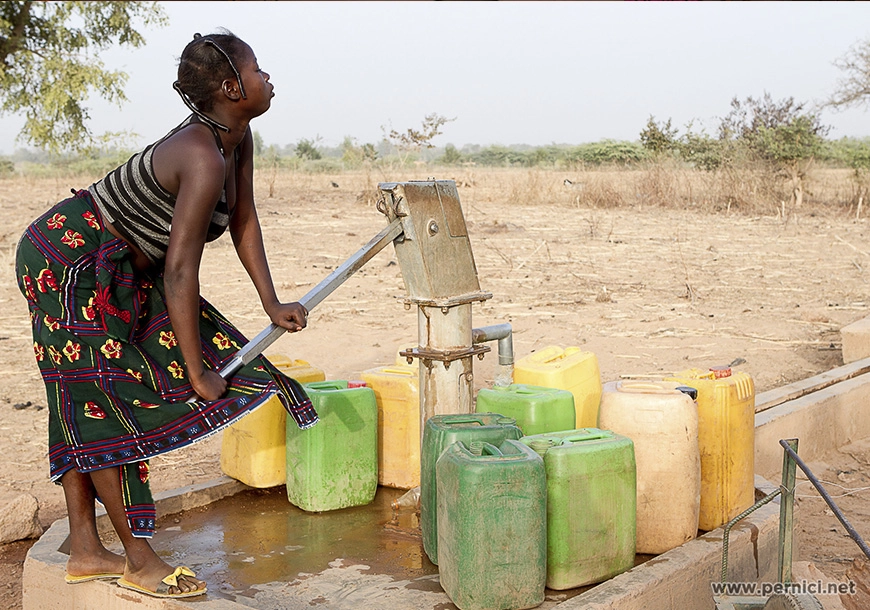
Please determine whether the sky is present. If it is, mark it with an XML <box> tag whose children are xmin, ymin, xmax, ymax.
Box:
<box><xmin>2</xmin><ymin>1</ymin><xmax>870</xmax><ymax>154</ymax></box>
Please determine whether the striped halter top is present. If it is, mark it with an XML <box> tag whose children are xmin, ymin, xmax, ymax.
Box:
<box><xmin>89</xmin><ymin>114</ymin><xmax>235</xmax><ymax>264</ymax></box>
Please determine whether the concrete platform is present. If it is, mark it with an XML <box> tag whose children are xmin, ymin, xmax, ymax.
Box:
<box><xmin>841</xmin><ymin>315</ymin><xmax>870</xmax><ymax>364</ymax></box>
<box><xmin>23</xmin><ymin>478</ymin><xmax>780</xmax><ymax>610</ymax></box>
<box><xmin>24</xmin><ymin>358</ymin><xmax>870</xmax><ymax>610</ymax></box>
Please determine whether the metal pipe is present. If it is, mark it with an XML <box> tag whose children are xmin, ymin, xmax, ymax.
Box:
<box><xmin>217</xmin><ymin>218</ymin><xmax>405</xmax><ymax>380</ymax></box>
<box><xmin>417</xmin><ymin>303</ymin><xmax>475</xmax><ymax>420</ymax></box>
<box><xmin>472</xmin><ymin>323</ymin><xmax>513</xmax><ymax>387</ymax></box>
<box><xmin>778</xmin><ymin>438</ymin><xmax>870</xmax><ymax>561</ymax></box>
<box><xmin>778</xmin><ymin>438</ymin><xmax>798</xmax><ymax>584</ymax></box>
<box><xmin>471</xmin><ymin>323</ymin><xmax>513</xmax><ymax>366</ymax></box>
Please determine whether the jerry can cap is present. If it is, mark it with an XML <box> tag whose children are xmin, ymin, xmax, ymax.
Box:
<box><xmin>675</xmin><ymin>385</ymin><xmax>698</xmax><ymax>400</ymax></box>
<box><xmin>709</xmin><ymin>366</ymin><xmax>732</xmax><ymax>379</ymax></box>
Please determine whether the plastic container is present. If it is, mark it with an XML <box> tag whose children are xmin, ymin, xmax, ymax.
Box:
<box><xmin>512</xmin><ymin>345</ymin><xmax>602</xmax><ymax>429</ymax></box>
<box><xmin>285</xmin><ymin>380</ymin><xmax>378</xmax><ymax>512</ymax></box>
<box><xmin>598</xmin><ymin>380</ymin><xmax>700</xmax><ymax>555</ymax></box>
<box><xmin>664</xmin><ymin>366</ymin><xmax>755</xmax><ymax>531</ymax></box>
<box><xmin>360</xmin><ymin>360</ymin><xmax>420</xmax><ymax>489</ymax></box>
<box><xmin>436</xmin><ymin>439</ymin><xmax>546</xmax><ymax>610</ymax></box>
<box><xmin>220</xmin><ymin>356</ymin><xmax>325</xmax><ymax>488</ymax></box>
<box><xmin>520</xmin><ymin>428</ymin><xmax>636</xmax><ymax>589</ymax></box>
<box><xmin>475</xmin><ymin>383</ymin><xmax>575</xmax><ymax>437</ymax></box>
<box><xmin>421</xmin><ymin>413</ymin><xmax>523</xmax><ymax>565</ymax></box>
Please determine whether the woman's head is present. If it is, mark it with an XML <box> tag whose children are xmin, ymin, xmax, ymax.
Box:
<box><xmin>176</xmin><ymin>30</ymin><xmax>249</xmax><ymax>113</ymax></box>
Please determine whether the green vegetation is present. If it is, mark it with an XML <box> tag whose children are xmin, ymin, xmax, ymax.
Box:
<box><xmin>5</xmin><ymin>132</ymin><xmax>870</xmax><ymax>176</ymax></box>
<box><xmin>0</xmin><ymin>1</ymin><xmax>167</xmax><ymax>154</ymax></box>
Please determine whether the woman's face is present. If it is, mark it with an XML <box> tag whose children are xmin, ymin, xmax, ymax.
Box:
<box><xmin>236</xmin><ymin>44</ymin><xmax>274</xmax><ymax>117</ymax></box>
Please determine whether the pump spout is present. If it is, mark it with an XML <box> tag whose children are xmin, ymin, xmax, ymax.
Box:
<box><xmin>472</xmin><ymin>323</ymin><xmax>514</xmax><ymax>387</ymax></box>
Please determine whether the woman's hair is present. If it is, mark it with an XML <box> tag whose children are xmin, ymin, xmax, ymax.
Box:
<box><xmin>175</xmin><ymin>30</ymin><xmax>248</xmax><ymax>114</ymax></box>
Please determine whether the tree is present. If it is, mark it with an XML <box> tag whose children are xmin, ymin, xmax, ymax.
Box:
<box><xmin>719</xmin><ymin>92</ymin><xmax>829</xmax><ymax>209</ymax></box>
<box><xmin>639</xmin><ymin>116</ymin><xmax>678</xmax><ymax>155</ymax></box>
<box><xmin>383</xmin><ymin>112</ymin><xmax>456</xmax><ymax>165</ymax></box>
<box><xmin>0</xmin><ymin>1</ymin><xmax>167</xmax><ymax>154</ymax></box>
<box><xmin>340</xmin><ymin>135</ymin><xmax>378</xmax><ymax>166</ymax></box>
<box><xmin>295</xmin><ymin>137</ymin><xmax>322</xmax><ymax>161</ymax></box>
<box><xmin>828</xmin><ymin>38</ymin><xmax>870</xmax><ymax>110</ymax></box>
<box><xmin>440</xmin><ymin>143</ymin><xmax>462</xmax><ymax>165</ymax></box>
<box><xmin>252</xmin><ymin>131</ymin><xmax>265</xmax><ymax>157</ymax></box>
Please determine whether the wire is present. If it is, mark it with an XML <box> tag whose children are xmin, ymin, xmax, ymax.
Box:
<box><xmin>794</xmin><ymin>478</ymin><xmax>870</xmax><ymax>499</ymax></box>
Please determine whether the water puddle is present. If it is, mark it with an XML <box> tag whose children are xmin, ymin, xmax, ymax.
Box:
<box><xmin>116</xmin><ymin>486</ymin><xmax>624</xmax><ymax>608</ymax></box>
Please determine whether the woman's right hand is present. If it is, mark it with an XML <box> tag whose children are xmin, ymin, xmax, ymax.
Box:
<box><xmin>190</xmin><ymin>369</ymin><xmax>228</xmax><ymax>402</ymax></box>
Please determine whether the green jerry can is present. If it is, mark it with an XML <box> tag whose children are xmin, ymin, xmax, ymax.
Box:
<box><xmin>521</xmin><ymin>428</ymin><xmax>636</xmax><ymax>589</ymax></box>
<box><xmin>285</xmin><ymin>380</ymin><xmax>378</xmax><ymax>512</ymax></box>
<box><xmin>421</xmin><ymin>413</ymin><xmax>523</xmax><ymax>565</ymax></box>
<box><xmin>475</xmin><ymin>383</ymin><xmax>576</xmax><ymax>436</ymax></box>
<box><xmin>436</xmin><ymin>439</ymin><xmax>547</xmax><ymax>610</ymax></box>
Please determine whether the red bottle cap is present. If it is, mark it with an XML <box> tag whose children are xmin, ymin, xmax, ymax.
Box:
<box><xmin>709</xmin><ymin>366</ymin><xmax>732</xmax><ymax>379</ymax></box>
<box><xmin>347</xmin><ymin>380</ymin><xmax>367</xmax><ymax>388</ymax></box>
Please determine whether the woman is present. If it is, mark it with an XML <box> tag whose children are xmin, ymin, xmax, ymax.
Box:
<box><xmin>14</xmin><ymin>30</ymin><xmax>317</xmax><ymax>599</ymax></box>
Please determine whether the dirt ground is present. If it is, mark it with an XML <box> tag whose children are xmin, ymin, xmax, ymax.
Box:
<box><xmin>1</xmin><ymin>169</ymin><xmax>869</xmax><ymax>608</ymax></box>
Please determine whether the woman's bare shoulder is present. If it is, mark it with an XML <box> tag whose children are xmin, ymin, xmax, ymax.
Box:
<box><xmin>152</xmin><ymin>124</ymin><xmax>225</xmax><ymax>194</ymax></box>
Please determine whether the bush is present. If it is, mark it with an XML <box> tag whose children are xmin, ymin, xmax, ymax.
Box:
<box><xmin>564</xmin><ymin>140</ymin><xmax>649</xmax><ymax>167</ymax></box>
<box><xmin>0</xmin><ymin>158</ymin><xmax>14</xmax><ymax>178</ymax></box>
<box><xmin>300</xmin><ymin>158</ymin><xmax>345</xmax><ymax>174</ymax></box>
<box><xmin>678</xmin><ymin>132</ymin><xmax>723</xmax><ymax>171</ymax></box>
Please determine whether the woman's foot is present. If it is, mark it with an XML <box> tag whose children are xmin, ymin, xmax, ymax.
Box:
<box><xmin>120</xmin><ymin>558</ymin><xmax>206</xmax><ymax>598</ymax></box>
<box><xmin>65</xmin><ymin>548</ymin><xmax>126</xmax><ymax>582</ymax></box>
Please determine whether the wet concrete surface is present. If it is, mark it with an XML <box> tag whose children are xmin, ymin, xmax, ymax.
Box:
<box><xmin>110</xmin><ymin>486</ymin><xmax>633</xmax><ymax>608</ymax></box>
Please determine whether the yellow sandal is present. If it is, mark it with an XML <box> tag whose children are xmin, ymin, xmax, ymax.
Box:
<box><xmin>117</xmin><ymin>566</ymin><xmax>206</xmax><ymax>599</ymax></box>
<box><xmin>65</xmin><ymin>572</ymin><xmax>124</xmax><ymax>584</ymax></box>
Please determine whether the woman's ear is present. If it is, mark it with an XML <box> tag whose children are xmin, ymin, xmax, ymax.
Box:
<box><xmin>221</xmin><ymin>78</ymin><xmax>242</xmax><ymax>101</ymax></box>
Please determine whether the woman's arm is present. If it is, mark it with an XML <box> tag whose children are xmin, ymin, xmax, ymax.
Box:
<box><xmin>160</xmin><ymin>129</ymin><xmax>229</xmax><ymax>401</ymax></box>
<box><xmin>230</xmin><ymin>127</ymin><xmax>307</xmax><ymax>333</ymax></box>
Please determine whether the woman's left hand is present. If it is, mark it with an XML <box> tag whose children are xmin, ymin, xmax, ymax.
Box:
<box><xmin>267</xmin><ymin>301</ymin><xmax>308</xmax><ymax>333</ymax></box>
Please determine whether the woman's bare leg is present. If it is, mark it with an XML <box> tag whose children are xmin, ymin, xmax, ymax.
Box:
<box><xmin>61</xmin><ymin>469</ymin><xmax>126</xmax><ymax>578</ymax></box>
<box><xmin>88</xmin><ymin>467</ymin><xmax>205</xmax><ymax>595</ymax></box>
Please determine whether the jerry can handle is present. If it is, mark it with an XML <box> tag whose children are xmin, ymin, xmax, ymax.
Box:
<box><xmin>560</xmin><ymin>431</ymin><xmax>613</xmax><ymax>444</ymax></box>
<box><xmin>441</xmin><ymin>415</ymin><xmax>484</xmax><ymax>425</ymax></box>
<box><xmin>381</xmin><ymin>368</ymin><xmax>414</xmax><ymax>376</ymax></box>
<box><xmin>512</xmin><ymin>385</ymin><xmax>546</xmax><ymax>396</ymax></box>
<box><xmin>541</xmin><ymin>352</ymin><xmax>567</xmax><ymax>364</ymax></box>
<box><xmin>472</xmin><ymin>441</ymin><xmax>526</xmax><ymax>460</ymax></box>
<box><xmin>617</xmin><ymin>381</ymin><xmax>681</xmax><ymax>394</ymax></box>
<box><xmin>480</xmin><ymin>442</ymin><xmax>503</xmax><ymax>457</ymax></box>
<box><xmin>304</xmin><ymin>381</ymin><xmax>345</xmax><ymax>391</ymax></box>
<box><xmin>442</xmin><ymin>414</ymin><xmax>518</xmax><ymax>427</ymax></box>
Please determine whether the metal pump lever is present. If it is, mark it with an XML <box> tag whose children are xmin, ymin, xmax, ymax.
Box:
<box><xmin>216</xmin><ymin>218</ymin><xmax>405</xmax><ymax>380</ymax></box>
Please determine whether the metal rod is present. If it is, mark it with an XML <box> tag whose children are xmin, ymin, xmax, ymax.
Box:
<box><xmin>721</xmin><ymin>487</ymin><xmax>782</xmax><ymax>583</ymax></box>
<box><xmin>214</xmin><ymin>218</ymin><xmax>404</xmax><ymax>381</ymax></box>
<box><xmin>778</xmin><ymin>438</ymin><xmax>798</xmax><ymax>584</ymax></box>
<box><xmin>778</xmin><ymin>438</ymin><xmax>870</xmax><ymax>561</ymax></box>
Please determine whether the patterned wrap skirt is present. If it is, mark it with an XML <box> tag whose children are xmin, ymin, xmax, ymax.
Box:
<box><xmin>15</xmin><ymin>191</ymin><xmax>319</xmax><ymax>537</ymax></box>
